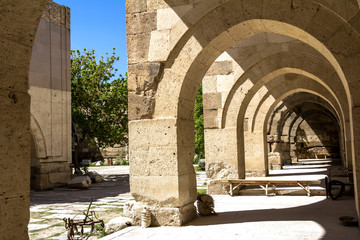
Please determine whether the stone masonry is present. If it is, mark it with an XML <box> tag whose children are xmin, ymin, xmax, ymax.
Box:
<box><xmin>29</xmin><ymin>0</ymin><xmax>71</xmax><ymax>190</ymax></box>
<box><xmin>0</xmin><ymin>1</ymin><xmax>360</xmax><ymax>239</ymax></box>
<box><xmin>125</xmin><ymin>0</ymin><xmax>360</xmax><ymax>227</ymax></box>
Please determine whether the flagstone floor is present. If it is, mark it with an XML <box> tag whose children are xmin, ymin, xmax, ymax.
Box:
<box><xmin>29</xmin><ymin>166</ymin><xmax>207</xmax><ymax>240</ymax></box>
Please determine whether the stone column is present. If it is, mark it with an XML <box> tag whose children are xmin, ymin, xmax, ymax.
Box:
<box><xmin>351</xmin><ymin>107</ymin><xmax>360</xmax><ymax>224</ymax></box>
<box><xmin>0</xmin><ymin>1</ymin><xmax>47</xmax><ymax>239</ymax></box>
<box><xmin>127</xmin><ymin>118</ymin><xmax>197</xmax><ymax>226</ymax></box>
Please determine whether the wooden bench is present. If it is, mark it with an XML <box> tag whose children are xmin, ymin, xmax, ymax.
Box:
<box><xmin>217</xmin><ymin>179</ymin><xmax>322</xmax><ymax>197</ymax></box>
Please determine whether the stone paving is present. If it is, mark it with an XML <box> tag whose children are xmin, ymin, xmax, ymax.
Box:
<box><xmin>103</xmin><ymin>195</ymin><xmax>360</xmax><ymax>240</ymax></box>
<box><xmin>29</xmin><ymin>166</ymin><xmax>360</xmax><ymax>240</ymax></box>
<box><xmin>29</xmin><ymin>166</ymin><xmax>207</xmax><ymax>239</ymax></box>
<box><xmin>29</xmin><ymin>166</ymin><xmax>133</xmax><ymax>240</ymax></box>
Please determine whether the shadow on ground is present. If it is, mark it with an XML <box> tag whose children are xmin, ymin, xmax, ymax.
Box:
<box><xmin>188</xmin><ymin>196</ymin><xmax>360</xmax><ymax>240</ymax></box>
<box><xmin>30</xmin><ymin>174</ymin><xmax>130</xmax><ymax>205</ymax></box>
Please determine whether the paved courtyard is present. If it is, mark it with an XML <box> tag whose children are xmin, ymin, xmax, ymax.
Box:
<box><xmin>29</xmin><ymin>166</ymin><xmax>360</xmax><ymax>239</ymax></box>
<box><xmin>104</xmin><ymin>195</ymin><xmax>360</xmax><ymax>240</ymax></box>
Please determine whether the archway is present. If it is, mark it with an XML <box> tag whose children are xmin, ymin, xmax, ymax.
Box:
<box><xmin>128</xmin><ymin>0</ymin><xmax>360</xmax><ymax>225</ymax></box>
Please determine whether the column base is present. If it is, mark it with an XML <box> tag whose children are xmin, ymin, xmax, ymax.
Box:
<box><xmin>123</xmin><ymin>201</ymin><xmax>197</xmax><ymax>226</ymax></box>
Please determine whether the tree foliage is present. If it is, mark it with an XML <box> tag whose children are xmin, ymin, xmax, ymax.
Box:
<box><xmin>194</xmin><ymin>84</ymin><xmax>205</xmax><ymax>159</ymax></box>
<box><xmin>71</xmin><ymin>49</ymin><xmax>128</xmax><ymax>166</ymax></box>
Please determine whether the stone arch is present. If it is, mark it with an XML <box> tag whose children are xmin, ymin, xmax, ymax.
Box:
<box><xmin>129</xmin><ymin>0</ymin><xmax>360</xmax><ymax>225</ymax></box>
<box><xmin>0</xmin><ymin>0</ymin><xmax>48</xmax><ymax>238</ymax></box>
<box><xmin>258</xmin><ymin>89</ymin><xmax>341</xmax><ymax>174</ymax></box>
<box><xmin>30</xmin><ymin>114</ymin><xmax>47</xmax><ymax>159</ymax></box>
<box><xmin>267</xmin><ymin>100</ymin><xmax>343</xmax><ymax>167</ymax></box>
<box><xmin>288</xmin><ymin>108</ymin><xmax>342</xmax><ymax>161</ymax></box>
<box><xmin>268</xmin><ymin>95</ymin><xmax>338</xmax><ymax>137</ymax></box>
<box><xmin>241</xmin><ymin>75</ymin><xmax>342</xmax><ymax>176</ymax></box>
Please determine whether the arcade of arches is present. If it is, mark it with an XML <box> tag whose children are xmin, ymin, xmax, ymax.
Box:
<box><xmin>0</xmin><ymin>0</ymin><xmax>360</xmax><ymax>238</ymax></box>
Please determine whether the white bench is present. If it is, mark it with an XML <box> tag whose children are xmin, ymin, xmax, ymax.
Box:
<box><xmin>217</xmin><ymin>179</ymin><xmax>321</xmax><ymax>196</ymax></box>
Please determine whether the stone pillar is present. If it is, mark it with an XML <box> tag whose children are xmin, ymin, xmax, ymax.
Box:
<box><xmin>127</xmin><ymin>118</ymin><xmax>197</xmax><ymax>226</ymax></box>
<box><xmin>205</xmin><ymin>128</ymin><xmax>241</xmax><ymax>180</ymax></box>
<box><xmin>244</xmin><ymin>131</ymin><xmax>267</xmax><ymax>177</ymax></box>
<box><xmin>29</xmin><ymin>0</ymin><xmax>72</xmax><ymax>190</ymax></box>
<box><xmin>351</xmin><ymin>107</ymin><xmax>360</xmax><ymax>224</ymax></box>
<box><xmin>0</xmin><ymin>1</ymin><xmax>47</xmax><ymax>239</ymax></box>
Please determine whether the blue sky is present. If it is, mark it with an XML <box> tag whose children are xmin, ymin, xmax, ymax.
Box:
<box><xmin>55</xmin><ymin>0</ymin><xmax>127</xmax><ymax>77</ymax></box>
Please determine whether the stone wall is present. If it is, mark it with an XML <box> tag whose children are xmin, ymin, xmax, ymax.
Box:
<box><xmin>0</xmin><ymin>0</ymin><xmax>48</xmax><ymax>238</ymax></box>
<box><xmin>28</xmin><ymin>0</ymin><xmax>71</xmax><ymax>190</ymax></box>
<box><xmin>126</xmin><ymin>0</ymin><xmax>360</xmax><ymax>226</ymax></box>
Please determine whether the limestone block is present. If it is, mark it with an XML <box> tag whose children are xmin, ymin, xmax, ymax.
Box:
<box><xmin>316</xmin><ymin>0</ymin><xmax>358</xmax><ymax>21</ymax></box>
<box><xmin>152</xmin><ymin>69</ymin><xmax>183</xmax><ymax>118</ymax></box>
<box><xmin>123</xmin><ymin>201</ymin><xmax>196</xmax><ymax>226</ymax></box>
<box><xmin>216</xmin><ymin>75</ymin><xmax>235</xmax><ymax>93</ymax></box>
<box><xmin>129</xmin><ymin>146</ymin><xmax>178</xmax><ymax>176</ymax></box>
<box><xmin>48</xmin><ymin>172</ymin><xmax>70</xmax><ymax>185</ymax></box>
<box><xmin>215</xmin><ymin>1</ymin><xmax>246</xmax><ymax>29</ymax></box>
<box><xmin>127</xmin><ymin>32</ymin><xmax>151</xmax><ymax>64</ymax></box>
<box><xmin>126</xmin><ymin>0</ymin><xmax>147</xmax><ymax>14</ymax></box>
<box><xmin>0</xmin><ymin>196</ymin><xmax>30</xmax><ymax>240</ymax></box>
<box><xmin>105</xmin><ymin>217</ymin><xmax>132</xmax><ymax>233</ymax></box>
<box><xmin>128</xmin><ymin>92</ymin><xmax>155</xmax><ymax>120</ymax></box>
<box><xmin>129</xmin><ymin>118</ymin><xmax>177</xmax><ymax>149</ymax></box>
<box><xmin>206</xmin><ymin>161</ymin><xmax>238</xmax><ymax>179</ymax></box>
<box><xmin>148</xmin><ymin>30</ymin><xmax>170</xmax><ymax>61</ymax></box>
<box><xmin>177</xmin><ymin>119</ymin><xmax>195</xmax><ymax>147</ymax></box>
<box><xmin>31</xmin><ymin>173</ymin><xmax>51</xmax><ymax>191</ymax></box>
<box><xmin>189</xmin><ymin>10</ymin><xmax>227</xmax><ymax>48</ymax></box>
<box><xmin>282</xmin><ymin>0</ymin><xmax>319</xmax><ymax>30</ymax></box>
<box><xmin>130</xmin><ymin>175</ymin><xmax>182</xmax><ymax>206</ymax></box>
<box><xmin>0</xmin><ymin>0</ymin><xmax>46</xmax><ymax>46</ymax></box>
<box><xmin>261</xmin><ymin>0</ymin><xmax>290</xmax><ymax>21</ymax></box>
<box><xmin>207</xmin><ymin>180</ymin><xmax>230</xmax><ymax>195</ymax></box>
<box><xmin>206</xmin><ymin>61</ymin><xmax>233</xmax><ymax>76</ymax></box>
<box><xmin>127</xmin><ymin>62</ymin><xmax>163</xmax><ymax>92</ymax></box>
<box><xmin>305</xmin><ymin>5</ymin><xmax>344</xmax><ymax>43</ymax></box>
<box><xmin>202</xmin><ymin>76</ymin><xmax>217</xmax><ymax>94</ymax></box>
<box><xmin>349</xmin><ymin>13</ymin><xmax>360</xmax><ymax>34</ymax></box>
<box><xmin>126</xmin><ymin>11</ymin><xmax>156</xmax><ymax>35</ymax></box>
<box><xmin>0</xmin><ymin>125</ymin><xmax>31</xmax><ymax>195</ymax></box>
<box><xmin>203</xmin><ymin>109</ymin><xmax>219</xmax><ymax>129</ymax></box>
<box><xmin>0</xmin><ymin>38</ymin><xmax>32</xmax><ymax>91</ymax></box>
<box><xmin>67</xmin><ymin>176</ymin><xmax>91</xmax><ymax>189</ymax></box>
<box><xmin>204</xmin><ymin>128</ymin><xmax>239</xmax><ymax>177</ymax></box>
<box><xmin>157</xmin><ymin>5</ymin><xmax>192</xmax><ymax>30</ymax></box>
<box><xmin>203</xmin><ymin>93</ymin><xmax>222</xmax><ymax>109</ymax></box>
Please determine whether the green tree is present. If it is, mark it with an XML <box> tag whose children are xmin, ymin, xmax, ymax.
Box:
<box><xmin>71</xmin><ymin>48</ymin><xmax>128</xmax><ymax>170</ymax></box>
<box><xmin>194</xmin><ymin>84</ymin><xmax>205</xmax><ymax>159</ymax></box>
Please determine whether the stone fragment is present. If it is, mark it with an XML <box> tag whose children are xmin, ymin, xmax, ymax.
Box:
<box><xmin>105</xmin><ymin>217</ymin><xmax>132</xmax><ymax>233</ymax></box>
<box><xmin>196</xmin><ymin>194</ymin><xmax>215</xmax><ymax>216</ymax></box>
<box><xmin>198</xmin><ymin>159</ymin><xmax>205</xmax><ymax>169</ymax></box>
<box><xmin>67</xmin><ymin>176</ymin><xmax>91</xmax><ymax>189</ymax></box>
<box><xmin>86</xmin><ymin>171</ymin><xmax>104</xmax><ymax>183</ymax></box>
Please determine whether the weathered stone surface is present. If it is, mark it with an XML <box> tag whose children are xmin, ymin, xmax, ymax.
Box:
<box><xmin>86</xmin><ymin>171</ymin><xmax>104</xmax><ymax>183</ymax></box>
<box><xmin>123</xmin><ymin>201</ymin><xmax>197</xmax><ymax>226</ymax></box>
<box><xmin>206</xmin><ymin>61</ymin><xmax>233</xmax><ymax>76</ymax></box>
<box><xmin>206</xmin><ymin>161</ymin><xmax>238</xmax><ymax>180</ymax></box>
<box><xmin>207</xmin><ymin>180</ymin><xmax>231</xmax><ymax>195</ymax></box>
<box><xmin>105</xmin><ymin>217</ymin><xmax>132</xmax><ymax>233</ymax></box>
<box><xmin>127</xmin><ymin>62</ymin><xmax>163</xmax><ymax>92</ymax></box>
<box><xmin>29</xmin><ymin>1</ymin><xmax>72</xmax><ymax>191</ymax></box>
<box><xmin>128</xmin><ymin>92</ymin><xmax>155</xmax><ymax>120</ymax></box>
<box><xmin>67</xmin><ymin>176</ymin><xmax>91</xmax><ymax>189</ymax></box>
<box><xmin>196</xmin><ymin>194</ymin><xmax>215</xmax><ymax>216</ymax></box>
